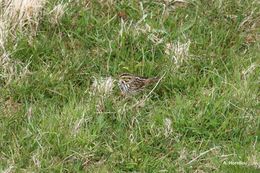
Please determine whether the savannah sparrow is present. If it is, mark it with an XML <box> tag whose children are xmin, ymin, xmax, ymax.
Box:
<box><xmin>118</xmin><ymin>73</ymin><xmax>159</xmax><ymax>95</ymax></box>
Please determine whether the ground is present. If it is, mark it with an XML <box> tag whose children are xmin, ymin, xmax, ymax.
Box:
<box><xmin>0</xmin><ymin>0</ymin><xmax>260</xmax><ymax>172</ymax></box>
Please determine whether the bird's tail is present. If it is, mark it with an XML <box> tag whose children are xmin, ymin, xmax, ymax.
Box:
<box><xmin>146</xmin><ymin>77</ymin><xmax>159</xmax><ymax>84</ymax></box>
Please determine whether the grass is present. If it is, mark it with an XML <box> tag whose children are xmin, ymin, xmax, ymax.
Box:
<box><xmin>0</xmin><ymin>0</ymin><xmax>260</xmax><ymax>172</ymax></box>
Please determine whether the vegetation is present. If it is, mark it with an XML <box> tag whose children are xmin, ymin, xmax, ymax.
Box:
<box><xmin>1</xmin><ymin>0</ymin><xmax>259</xmax><ymax>172</ymax></box>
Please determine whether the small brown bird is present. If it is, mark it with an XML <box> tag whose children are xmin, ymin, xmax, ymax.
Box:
<box><xmin>118</xmin><ymin>73</ymin><xmax>159</xmax><ymax>95</ymax></box>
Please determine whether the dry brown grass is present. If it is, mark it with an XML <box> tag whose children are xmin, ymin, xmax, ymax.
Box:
<box><xmin>1</xmin><ymin>0</ymin><xmax>46</xmax><ymax>43</ymax></box>
<box><xmin>48</xmin><ymin>2</ymin><xmax>67</xmax><ymax>25</ymax></box>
